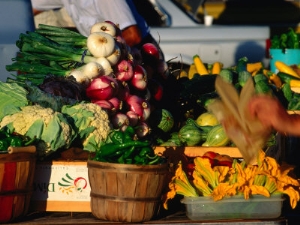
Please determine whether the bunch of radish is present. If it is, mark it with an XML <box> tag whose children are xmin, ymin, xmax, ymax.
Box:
<box><xmin>79</xmin><ymin>21</ymin><xmax>167</xmax><ymax>137</ymax></box>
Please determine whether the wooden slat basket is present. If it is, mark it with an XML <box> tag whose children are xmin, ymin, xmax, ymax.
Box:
<box><xmin>87</xmin><ymin>160</ymin><xmax>169</xmax><ymax>223</ymax></box>
<box><xmin>0</xmin><ymin>150</ymin><xmax>36</xmax><ymax>223</ymax></box>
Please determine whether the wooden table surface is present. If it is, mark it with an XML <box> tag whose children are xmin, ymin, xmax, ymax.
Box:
<box><xmin>2</xmin><ymin>211</ymin><xmax>290</xmax><ymax>225</ymax></box>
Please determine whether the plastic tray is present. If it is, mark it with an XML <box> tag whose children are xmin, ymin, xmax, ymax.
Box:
<box><xmin>181</xmin><ymin>194</ymin><xmax>284</xmax><ymax>221</ymax></box>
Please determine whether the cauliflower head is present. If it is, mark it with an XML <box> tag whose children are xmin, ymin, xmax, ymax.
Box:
<box><xmin>0</xmin><ymin>104</ymin><xmax>75</xmax><ymax>157</ymax></box>
<box><xmin>61</xmin><ymin>102</ymin><xmax>112</xmax><ymax>151</ymax></box>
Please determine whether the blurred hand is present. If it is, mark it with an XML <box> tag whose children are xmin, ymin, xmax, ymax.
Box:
<box><xmin>248</xmin><ymin>95</ymin><xmax>295</xmax><ymax>134</ymax></box>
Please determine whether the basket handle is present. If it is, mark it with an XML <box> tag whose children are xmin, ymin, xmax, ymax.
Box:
<box><xmin>8</xmin><ymin>145</ymin><xmax>36</xmax><ymax>154</ymax></box>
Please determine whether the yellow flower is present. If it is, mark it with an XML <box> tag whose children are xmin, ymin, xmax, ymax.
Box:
<box><xmin>163</xmin><ymin>161</ymin><xmax>198</xmax><ymax>210</ymax></box>
<box><xmin>211</xmin><ymin>183</ymin><xmax>237</xmax><ymax>201</ymax></box>
<box><xmin>194</xmin><ymin>157</ymin><xmax>218</xmax><ymax>189</ymax></box>
<box><xmin>193</xmin><ymin>170</ymin><xmax>212</xmax><ymax>196</ymax></box>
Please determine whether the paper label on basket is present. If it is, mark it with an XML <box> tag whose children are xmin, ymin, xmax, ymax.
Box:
<box><xmin>207</xmin><ymin>76</ymin><xmax>272</xmax><ymax>165</ymax></box>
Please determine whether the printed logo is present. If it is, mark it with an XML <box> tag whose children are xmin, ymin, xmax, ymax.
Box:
<box><xmin>58</xmin><ymin>173</ymin><xmax>88</xmax><ymax>194</ymax></box>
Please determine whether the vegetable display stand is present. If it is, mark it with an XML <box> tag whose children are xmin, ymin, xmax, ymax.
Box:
<box><xmin>0</xmin><ymin>148</ymin><xmax>36</xmax><ymax>223</ymax></box>
<box><xmin>87</xmin><ymin>160</ymin><xmax>169</xmax><ymax>223</ymax></box>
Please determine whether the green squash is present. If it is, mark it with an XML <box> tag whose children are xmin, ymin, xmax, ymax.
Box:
<box><xmin>149</xmin><ymin>108</ymin><xmax>174</xmax><ymax>133</ymax></box>
<box><xmin>202</xmin><ymin>124</ymin><xmax>230</xmax><ymax>147</ymax></box>
<box><xmin>178</xmin><ymin>124</ymin><xmax>204</xmax><ymax>146</ymax></box>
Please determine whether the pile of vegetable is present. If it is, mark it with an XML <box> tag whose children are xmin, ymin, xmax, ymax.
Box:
<box><xmin>2</xmin><ymin>22</ymin><xmax>300</xmax><ymax>160</ymax></box>
<box><xmin>2</xmin><ymin>22</ymin><xmax>170</xmax><ymax>161</ymax></box>
<box><xmin>270</xmin><ymin>28</ymin><xmax>300</xmax><ymax>50</ymax></box>
<box><xmin>163</xmin><ymin>150</ymin><xmax>300</xmax><ymax>210</ymax></box>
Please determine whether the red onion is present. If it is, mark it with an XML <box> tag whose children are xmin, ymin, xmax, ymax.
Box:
<box><xmin>92</xmin><ymin>99</ymin><xmax>114</xmax><ymax>111</ymax></box>
<box><xmin>86</xmin><ymin>75</ymin><xmax>118</xmax><ymax>100</ymax></box>
<box><xmin>116</xmin><ymin>80</ymin><xmax>130</xmax><ymax>100</ymax></box>
<box><xmin>108</xmin><ymin>97</ymin><xmax>122</xmax><ymax>112</ymax></box>
<box><xmin>135</xmin><ymin>121</ymin><xmax>150</xmax><ymax>138</ymax></box>
<box><xmin>115</xmin><ymin>59</ymin><xmax>134</xmax><ymax>81</ymax></box>
<box><xmin>125</xmin><ymin>95</ymin><xmax>150</xmax><ymax>121</ymax></box>
<box><xmin>141</xmin><ymin>43</ymin><xmax>159</xmax><ymax>60</ymax></box>
<box><xmin>126</xmin><ymin>110</ymin><xmax>139</xmax><ymax>127</ymax></box>
<box><xmin>111</xmin><ymin>113</ymin><xmax>129</xmax><ymax>131</ymax></box>
<box><xmin>130</xmin><ymin>65</ymin><xmax>147</xmax><ymax>91</ymax></box>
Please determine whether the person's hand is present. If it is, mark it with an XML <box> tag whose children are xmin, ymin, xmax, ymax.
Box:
<box><xmin>121</xmin><ymin>25</ymin><xmax>142</xmax><ymax>47</ymax></box>
<box><xmin>248</xmin><ymin>95</ymin><xmax>293</xmax><ymax>134</ymax></box>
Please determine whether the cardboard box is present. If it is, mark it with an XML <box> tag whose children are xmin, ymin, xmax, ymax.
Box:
<box><xmin>30</xmin><ymin>161</ymin><xmax>91</xmax><ymax>212</ymax></box>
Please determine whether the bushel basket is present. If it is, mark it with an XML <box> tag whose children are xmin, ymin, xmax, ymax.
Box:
<box><xmin>0</xmin><ymin>151</ymin><xmax>36</xmax><ymax>223</ymax></box>
<box><xmin>87</xmin><ymin>160</ymin><xmax>169</xmax><ymax>223</ymax></box>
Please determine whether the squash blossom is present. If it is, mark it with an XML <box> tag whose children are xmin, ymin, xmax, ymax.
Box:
<box><xmin>163</xmin><ymin>161</ymin><xmax>198</xmax><ymax>210</ymax></box>
<box><xmin>163</xmin><ymin>149</ymin><xmax>300</xmax><ymax>209</ymax></box>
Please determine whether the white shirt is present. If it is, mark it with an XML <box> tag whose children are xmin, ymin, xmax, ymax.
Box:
<box><xmin>31</xmin><ymin>0</ymin><xmax>149</xmax><ymax>37</ymax></box>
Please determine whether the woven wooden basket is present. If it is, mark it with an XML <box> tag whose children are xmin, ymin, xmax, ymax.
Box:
<box><xmin>0</xmin><ymin>149</ymin><xmax>36</xmax><ymax>223</ymax></box>
<box><xmin>87</xmin><ymin>160</ymin><xmax>169</xmax><ymax>223</ymax></box>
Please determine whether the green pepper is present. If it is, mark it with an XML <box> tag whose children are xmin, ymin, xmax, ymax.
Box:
<box><xmin>271</xmin><ymin>35</ymin><xmax>280</xmax><ymax>49</ymax></box>
<box><xmin>110</xmin><ymin>130</ymin><xmax>125</xmax><ymax>144</ymax></box>
<box><xmin>8</xmin><ymin>136</ymin><xmax>23</xmax><ymax>147</ymax></box>
<box><xmin>139</xmin><ymin>146</ymin><xmax>152</xmax><ymax>157</ymax></box>
<box><xmin>148</xmin><ymin>155</ymin><xmax>162</xmax><ymax>165</ymax></box>
<box><xmin>280</xmin><ymin>33</ymin><xmax>288</xmax><ymax>49</ymax></box>
<box><xmin>0</xmin><ymin>139</ymin><xmax>9</xmax><ymax>151</ymax></box>
<box><xmin>287</xmin><ymin>28</ymin><xmax>299</xmax><ymax>49</ymax></box>
<box><xmin>99</xmin><ymin>141</ymin><xmax>150</xmax><ymax>158</ymax></box>
<box><xmin>134</xmin><ymin>155</ymin><xmax>148</xmax><ymax>165</ymax></box>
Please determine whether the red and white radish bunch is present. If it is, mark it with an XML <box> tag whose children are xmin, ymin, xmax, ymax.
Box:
<box><xmin>78</xmin><ymin>21</ymin><xmax>167</xmax><ymax>137</ymax></box>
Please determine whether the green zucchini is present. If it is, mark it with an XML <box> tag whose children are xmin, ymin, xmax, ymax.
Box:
<box><xmin>238</xmin><ymin>71</ymin><xmax>252</xmax><ymax>87</ymax></box>
<box><xmin>277</xmin><ymin>72</ymin><xmax>300</xmax><ymax>84</ymax></box>
<box><xmin>255</xmin><ymin>80</ymin><xmax>272</xmax><ymax>95</ymax></box>
<box><xmin>253</xmin><ymin>73</ymin><xmax>268</xmax><ymax>83</ymax></box>
<box><xmin>219</xmin><ymin>69</ymin><xmax>233</xmax><ymax>83</ymax></box>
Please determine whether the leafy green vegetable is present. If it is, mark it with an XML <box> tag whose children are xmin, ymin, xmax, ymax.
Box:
<box><xmin>0</xmin><ymin>81</ymin><xmax>28</xmax><ymax>120</ymax></box>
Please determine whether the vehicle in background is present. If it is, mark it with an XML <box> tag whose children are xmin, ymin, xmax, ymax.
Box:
<box><xmin>134</xmin><ymin>0</ymin><xmax>270</xmax><ymax>68</ymax></box>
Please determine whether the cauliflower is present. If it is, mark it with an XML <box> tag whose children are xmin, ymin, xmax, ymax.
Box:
<box><xmin>61</xmin><ymin>102</ymin><xmax>112</xmax><ymax>151</ymax></box>
<box><xmin>0</xmin><ymin>104</ymin><xmax>75</xmax><ymax>157</ymax></box>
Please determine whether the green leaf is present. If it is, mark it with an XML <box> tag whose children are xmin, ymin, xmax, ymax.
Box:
<box><xmin>0</xmin><ymin>82</ymin><xmax>28</xmax><ymax>120</ymax></box>
<box><xmin>25</xmin><ymin>119</ymin><xmax>44</xmax><ymax>139</ymax></box>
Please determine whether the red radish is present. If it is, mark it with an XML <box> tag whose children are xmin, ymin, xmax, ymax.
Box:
<box><xmin>108</xmin><ymin>97</ymin><xmax>122</xmax><ymax>111</ymax></box>
<box><xmin>141</xmin><ymin>43</ymin><xmax>160</xmax><ymax>61</ymax></box>
<box><xmin>92</xmin><ymin>99</ymin><xmax>114</xmax><ymax>110</ymax></box>
<box><xmin>125</xmin><ymin>94</ymin><xmax>150</xmax><ymax>121</ymax></box>
<box><xmin>130</xmin><ymin>65</ymin><xmax>147</xmax><ymax>91</ymax></box>
<box><xmin>115</xmin><ymin>59</ymin><xmax>134</xmax><ymax>81</ymax></box>
<box><xmin>135</xmin><ymin>121</ymin><xmax>150</xmax><ymax>138</ymax></box>
<box><xmin>86</xmin><ymin>75</ymin><xmax>118</xmax><ymax>100</ymax></box>
<box><xmin>147</xmin><ymin>79</ymin><xmax>164</xmax><ymax>101</ymax></box>
<box><xmin>126</xmin><ymin>110</ymin><xmax>139</xmax><ymax>126</ymax></box>
<box><xmin>111</xmin><ymin>113</ymin><xmax>129</xmax><ymax>131</ymax></box>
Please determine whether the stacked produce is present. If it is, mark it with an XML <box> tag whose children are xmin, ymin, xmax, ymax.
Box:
<box><xmin>2</xmin><ymin>22</ymin><xmax>300</xmax><ymax>161</ymax></box>
<box><xmin>2</xmin><ymin>22</ymin><xmax>169</xmax><ymax>160</ymax></box>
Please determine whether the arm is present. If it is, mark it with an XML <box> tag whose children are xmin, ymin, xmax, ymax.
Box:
<box><xmin>248</xmin><ymin>95</ymin><xmax>300</xmax><ymax>136</ymax></box>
